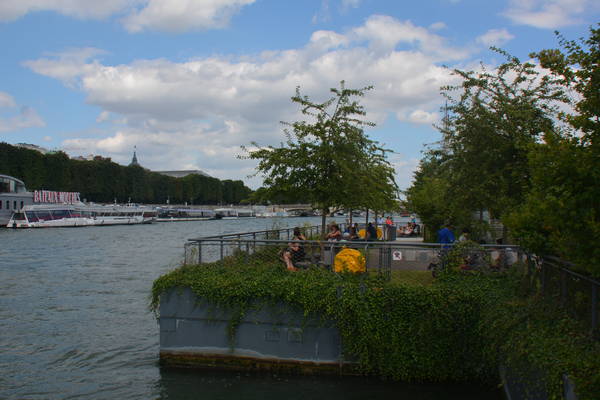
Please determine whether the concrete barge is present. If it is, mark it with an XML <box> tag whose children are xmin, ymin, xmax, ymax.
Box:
<box><xmin>158</xmin><ymin>288</ymin><xmax>357</xmax><ymax>374</ymax></box>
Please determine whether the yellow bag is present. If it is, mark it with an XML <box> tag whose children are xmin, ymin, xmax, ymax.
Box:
<box><xmin>358</xmin><ymin>227</ymin><xmax>382</xmax><ymax>239</ymax></box>
<box><xmin>334</xmin><ymin>248</ymin><xmax>366</xmax><ymax>273</ymax></box>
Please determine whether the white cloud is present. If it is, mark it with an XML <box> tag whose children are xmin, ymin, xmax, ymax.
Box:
<box><xmin>0</xmin><ymin>0</ymin><xmax>135</xmax><ymax>22</ymax></box>
<box><xmin>0</xmin><ymin>91</ymin><xmax>45</xmax><ymax>132</ymax></box>
<box><xmin>476</xmin><ymin>28</ymin><xmax>515</xmax><ymax>47</ymax></box>
<box><xmin>0</xmin><ymin>106</ymin><xmax>45</xmax><ymax>133</ymax></box>
<box><xmin>398</xmin><ymin>109</ymin><xmax>439</xmax><ymax>125</ymax></box>
<box><xmin>351</xmin><ymin>15</ymin><xmax>468</xmax><ymax>60</ymax></box>
<box><xmin>96</xmin><ymin>111</ymin><xmax>111</xmax><ymax>123</ymax></box>
<box><xmin>27</xmin><ymin>15</ymin><xmax>466</xmax><ymax>186</ymax></box>
<box><xmin>388</xmin><ymin>154</ymin><xmax>420</xmax><ymax>191</ymax></box>
<box><xmin>0</xmin><ymin>91</ymin><xmax>16</xmax><ymax>108</ymax></box>
<box><xmin>502</xmin><ymin>0</ymin><xmax>595</xmax><ymax>29</ymax></box>
<box><xmin>0</xmin><ymin>0</ymin><xmax>256</xmax><ymax>33</ymax></box>
<box><xmin>429</xmin><ymin>22</ymin><xmax>446</xmax><ymax>31</ymax></box>
<box><xmin>23</xmin><ymin>47</ymin><xmax>107</xmax><ymax>88</ymax></box>
<box><xmin>122</xmin><ymin>0</ymin><xmax>256</xmax><ymax>33</ymax></box>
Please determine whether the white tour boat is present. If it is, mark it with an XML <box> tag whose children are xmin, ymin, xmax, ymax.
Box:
<box><xmin>7</xmin><ymin>203</ymin><xmax>156</xmax><ymax>228</ymax></box>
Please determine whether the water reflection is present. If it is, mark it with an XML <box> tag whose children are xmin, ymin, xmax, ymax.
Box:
<box><xmin>158</xmin><ymin>368</ymin><xmax>502</xmax><ymax>400</ymax></box>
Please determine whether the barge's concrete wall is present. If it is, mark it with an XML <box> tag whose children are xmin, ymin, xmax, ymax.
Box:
<box><xmin>500</xmin><ymin>366</ymin><xmax>578</xmax><ymax>400</ymax></box>
<box><xmin>159</xmin><ymin>288</ymin><xmax>354</xmax><ymax>374</ymax></box>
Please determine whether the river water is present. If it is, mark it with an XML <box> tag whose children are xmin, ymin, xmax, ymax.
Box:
<box><xmin>0</xmin><ymin>217</ymin><xmax>501</xmax><ymax>399</ymax></box>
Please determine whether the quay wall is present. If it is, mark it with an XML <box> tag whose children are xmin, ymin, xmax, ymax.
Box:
<box><xmin>159</xmin><ymin>288</ymin><xmax>356</xmax><ymax>374</ymax></box>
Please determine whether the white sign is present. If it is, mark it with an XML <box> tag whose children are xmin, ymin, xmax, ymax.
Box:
<box><xmin>392</xmin><ymin>250</ymin><xmax>402</xmax><ymax>261</ymax></box>
<box><xmin>34</xmin><ymin>190</ymin><xmax>81</xmax><ymax>204</ymax></box>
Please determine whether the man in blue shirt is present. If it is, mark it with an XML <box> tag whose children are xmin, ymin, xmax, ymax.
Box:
<box><xmin>437</xmin><ymin>224</ymin><xmax>455</xmax><ymax>245</ymax></box>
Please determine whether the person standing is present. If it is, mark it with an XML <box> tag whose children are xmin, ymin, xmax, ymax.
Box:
<box><xmin>437</xmin><ymin>223</ymin><xmax>455</xmax><ymax>245</ymax></box>
<box><xmin>366</xmin><ymin>222</ymin><xmax>378</xmax><ymax>241</ymax></box>
<box><xmin>385</xmin><ymin>216</ymin><xmax>393</xmax><ymax>240</ymax></box>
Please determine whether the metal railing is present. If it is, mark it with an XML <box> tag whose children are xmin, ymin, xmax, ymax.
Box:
<box><xmin>534</xmin><ymin>256</ymin><xmax>599</xmax><ymax>335</ymax></box>
<box><xmin>185</xmin><ymin>238</ymin><xmax>396</xmax><ymax>279</ymax></box>
<box><xmin>184</xmin><ymin>224</ymin><xmax>527</xmax><ymax>282</ymax></box>
<box><xmin>190</xmin><ymin>224</ymin><xmax>341</xmax><ymax>242</ymax></box>
<box><xmin>183</xmin><ymin>225</ymin><xmax>599</xmax><ymax>336</ymax></box>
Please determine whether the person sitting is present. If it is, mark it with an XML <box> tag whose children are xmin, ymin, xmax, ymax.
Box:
<box><xmin>413</xmin><ymin>223</ymin><xmax>421</xmax><ymax>236</ymax></box>
<box><xmin>281</xmin><ymin>241</ymin><xmax>305</xmax><ymax>271</ymax></box>
<box><xmin>348</xmin><ymin>226</ymin><xmax>360</xmax><ymax>241</ymax></box>
<box><xmin>326</xmin><ymin>223</ymin><xmax>342</xmax><ymax>241</ymax></box>
<box><xmin>292</xmin><ymin>226</ymin><xmax>306</xmax><ymax>241</ymax></box>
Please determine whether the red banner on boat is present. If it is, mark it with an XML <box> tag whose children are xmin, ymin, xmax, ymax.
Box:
<box><xmin>34</xmin><ymin>190</ymin><xmax>81</xmax><ymax>204</ymax></box>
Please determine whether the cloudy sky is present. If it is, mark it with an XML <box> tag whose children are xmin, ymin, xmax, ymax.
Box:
<box><xmin>0</xmin><ymin>0</ymin><xmax>598</xmax><ymax>189</ymax></box>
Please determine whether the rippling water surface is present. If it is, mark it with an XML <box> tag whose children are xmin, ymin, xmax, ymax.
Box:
<box><xmin>0</xmin><ymin>217</ymin><xmax>501</xmax><ymax>399</ymax></box>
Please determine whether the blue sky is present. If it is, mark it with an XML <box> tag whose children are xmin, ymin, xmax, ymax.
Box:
<box><xmin>0</xmin><ymin>0</ymin><xmax>598</xmax><ymax>190</ymax></box>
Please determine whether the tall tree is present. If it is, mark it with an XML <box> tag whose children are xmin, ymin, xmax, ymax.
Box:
<box><xmin>243</xmin><ymin>82</ymin><xmax>397</xmax><ymax>233</ymax></box>
<box><xmin>440</xmin><ymin>50</ymin><xmax>565</xmax><ymax>221</ymax></box>
<box><xmin>506</xmin><ymin>26</ymin><xmax>600</xmax><ymax>277</ymax></box>
<box><xmin>532</xmin><ymin>25</ymin><xmax>600</xmax><ymax>147</ymax></box>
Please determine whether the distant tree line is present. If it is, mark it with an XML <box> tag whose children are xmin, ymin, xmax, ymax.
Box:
<box><xmin>0</xmin><ymin>142</ymin><xmax>253</xmax><ymax>205</ymax></box>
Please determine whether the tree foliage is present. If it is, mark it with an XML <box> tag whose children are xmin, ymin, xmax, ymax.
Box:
<box><xmin>243</xmin><ymin>82</ymin><xmax>398</xmax><ymax>230</ymax></box>
<box><xmin>439</xmin><ymin>49</ymin><xmax>564</xmax><ymax>219</ymax></box>
<box><xmin>407</xmin><ymin>26</ymin><xmax>600</xmax><ymax>277</ymax></box>
<box><xmin>406</xmin><ymin>49</ymin><xmax>564</xmax><ymax>240</ymax></box>
<box><xmin>0</xmin><ymin>142</ymin><xmax>252</xmax><ymax>205</ymax></box>
<box><xmin>506</xmin><ymin>26</ymin><xmax>600</xmax><ymax>277</ymax></box>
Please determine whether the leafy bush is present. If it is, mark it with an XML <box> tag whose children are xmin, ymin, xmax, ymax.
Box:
<box><xmin>481</xmin><ymin>297</ymin><xmax>600</xmax><ymax>399</ymax></box>
<box><xmin>151</xmin><ymin>262</ymin><xmax>600</xmax><ymax>398</ymax></box>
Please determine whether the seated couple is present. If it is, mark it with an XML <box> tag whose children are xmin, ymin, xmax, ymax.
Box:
<box><xmin>328</xmin><ymin>223</ymin><xmax>360</xmax><ymax>241</ymax></box>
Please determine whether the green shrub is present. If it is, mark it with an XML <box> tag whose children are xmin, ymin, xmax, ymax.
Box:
<box><xmin>151</xmin><ymin>263</ymin><xmax>600</xmax><ymax>398</ymax></box>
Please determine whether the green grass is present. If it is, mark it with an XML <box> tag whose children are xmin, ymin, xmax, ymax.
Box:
<box><xmin>389</xmin><ymin>270</ymin><xmax>434</xmax><ymax>286</ymax></box>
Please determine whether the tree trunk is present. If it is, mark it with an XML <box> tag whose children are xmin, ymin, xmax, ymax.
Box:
<box><xmin>322</xmin><ymin>208</ymin><xmax>328</xmax><ymax>238</ymax></box>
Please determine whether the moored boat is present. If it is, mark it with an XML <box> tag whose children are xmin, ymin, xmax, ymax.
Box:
<box><xmin>0</xmin><ymin>174</ymin><xmax>35</xmax><ymax>226</ymax></box>
<box><xmin>236</xmin><ymin>208</ymin><xmax>255</xmax><ymax>218</ymax></box>
<box><xmin>7</xmin><ymin>203</ymin><xmax>156</xmax><ymax>228</ymax></box>
<box><xmin>156</xmin><ymin>207</ymin><xmax>215</xmax><ymax>222</ymax></box>
<box><xmin>214</xmin><ymin>208</ymin><xmax>238</xmax><ymax>219</ymax></box>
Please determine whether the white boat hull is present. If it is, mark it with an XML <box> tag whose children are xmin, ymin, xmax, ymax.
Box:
<box><xmin>7</xmin><ymin>204</ymin><xmax>151</xmax><ymax>228</ymax></box>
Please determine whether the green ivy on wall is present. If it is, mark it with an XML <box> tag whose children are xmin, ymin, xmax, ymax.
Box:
<box><xmin>151</xmin><ymin>258</ymin><xmax>600</xmax><ymax>399</ymax></box>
